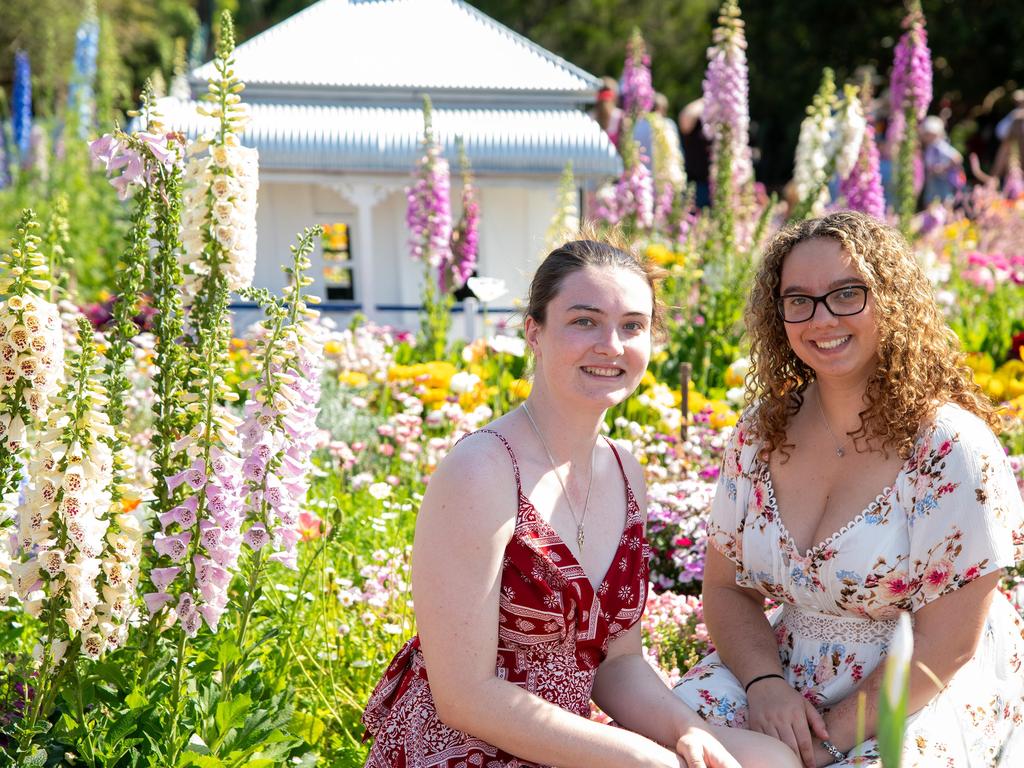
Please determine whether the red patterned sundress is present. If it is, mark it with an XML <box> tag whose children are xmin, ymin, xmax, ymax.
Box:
<box><xmin>362</xmin><ymin>429</ymin><xmax>651</xmax><ymax>767</ymax></box>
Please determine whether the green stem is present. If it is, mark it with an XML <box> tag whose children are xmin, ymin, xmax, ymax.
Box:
<box><xmin>167</xmin><ymin>630</ymin><xmax>189</xmax><ymax>763</ymax></box>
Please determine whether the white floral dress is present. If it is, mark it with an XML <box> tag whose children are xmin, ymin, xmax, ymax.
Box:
<box><xmin>673</xmin><ymin>403</ymin><xmax>1024</xmax><ymax>767</ymax></box>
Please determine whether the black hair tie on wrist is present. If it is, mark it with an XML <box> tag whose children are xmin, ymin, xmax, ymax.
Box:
<box><xmin>743</xmin><ymin>673</ymin><xmax>785</xmax><ymax>694</ymax></box>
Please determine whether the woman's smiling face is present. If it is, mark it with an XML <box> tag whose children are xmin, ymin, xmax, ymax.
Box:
<box><xmin>779</xmin><ymin>238</ymin><xmax>880</xmax><ymax>387</ymax></box>
<box><xmin>525</xmin><ymin>265</ymin><xmax>653</xmax><ymax>411</ymax></box>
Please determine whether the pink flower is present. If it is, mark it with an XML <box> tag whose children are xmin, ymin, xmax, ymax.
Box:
<box><xmin>922</xmin><ymin>559</ymin><xmax>954</xmax><ymax>594</ymax></box>
<box><xmin>243</xmin><ymin>524</ymin><xmax>268</xmax><ymax>551</ymax></box>
<box><xmin>143</xmin><ymin>592</ymin><xmax>173</xmax><ymax>616</ymax></box>
<box><xmin>154</xmin><ymin>531</ymin><xmax>192</xmax><ymax>562</ymax></box>
<box><xmin>150</xmin><ymin>566</ymin><xmax>182</xmax><ymax>592</ymax></box>
<box><xmin>879</xmin><ymin>570</ymin><xmax>914</xmax><ymax>599</ymax></box>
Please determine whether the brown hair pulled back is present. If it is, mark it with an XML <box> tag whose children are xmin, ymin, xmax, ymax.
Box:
<box><xmin>527</xmin><ymin>225</ymin><xmax>667</xmax><ymax>340</ymax></box>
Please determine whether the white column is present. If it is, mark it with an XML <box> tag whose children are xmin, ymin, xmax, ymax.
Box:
<box><xmin>326</xmin><ymin>182</ymin><xmax>391</xmax><ymax>323</ymax></box>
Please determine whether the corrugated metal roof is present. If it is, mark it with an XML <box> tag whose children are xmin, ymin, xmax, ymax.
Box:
<box><xmin>157</xmin><ymin>98</ymin><xmax>620</xmax><ymax>177</ymax></box>
<box><xmin>192</xmin><ymin>0</ymin><xmax>599</xmax><ymax>97</ymax></box>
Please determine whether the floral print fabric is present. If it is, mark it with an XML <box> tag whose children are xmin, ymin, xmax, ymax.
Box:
<box><xmin>674</xmin><ymin>403</ymin><xmax>1024</xmax><ymax>766</ymax></box>
<box><xmin>363</xmin><ymin>430</ymin><xmax>650</xmax><ymax>767</ymax></box>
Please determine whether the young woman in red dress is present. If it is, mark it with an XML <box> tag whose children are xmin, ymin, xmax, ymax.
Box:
<box><xmin>362</xmin><ymin>233</ymin><xmax>800</xmax><ymax>768</ymax></box>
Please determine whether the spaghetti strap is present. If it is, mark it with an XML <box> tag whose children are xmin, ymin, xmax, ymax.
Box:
<box><xmin>462</xmin><ymin>428</ymin><xmax>523</xmax><ymax>499</ymax></box>
<box><xmin>603</xmin><ymin>436</ymin><xmax>634</xmax><ymax>496</ymax></box>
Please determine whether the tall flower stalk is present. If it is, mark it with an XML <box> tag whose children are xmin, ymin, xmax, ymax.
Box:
<box><xmin>444</xmin><ymin>138</ymin><xmax>478</xmax><ymax>292</ymax></box>
<box><xmin>0</xmin><ymin>212</ymin><xmax>64</xmax><ymax>554</ymax></box>
<box><xmin>841</xmin><ymin>122</ymin><xmax>886</xmax><ymax>220</ymax></box>
<box><xmin>68</xmin><ymin>1</ymin><xmax>100</xmax><ymax>137</ymax></box>
<box><xmin>406</xmin><ymin>96</ymin><xmax>453</xmax><ymax>359</ymax></box>
<box><xmin>11</xmin><ymin>318</ymin><xmax>141</xmax><ymax>761</ymax></box>
<box><xmin>546</xmin><ymin>162</ymin><xmax>579</xmax><ymax>251</ymax></box>
<box><xmin>12</xmin><ymin>51</ymin><xmax>32</xmax><ymax>163</ymax></box>
<box><xmin>227</xmin><ymin>228</ymin><xmax>323</xmax><ymax>692</ymax></box>
<box><xmin>703</xmin><ymin>0</ymin><xmax>752</xmax><ymax>197</ymax></box>
<box><xmin>791</xmin><ymin>69</ymin><xmax>837</xmax><ymax>219</ymax></box>
<box><xmin>622</xmin><ymin>28</ymin><xmax>655</xmax><ymax>118</ymax></box>
<box><xmin>888</xmin><ymin>0</ymin><xmax>932</xmax><ymax>235</ymax></box>
<box><xmin>595</xmin><ymin>136</ymin><xmax>654</xmax><ymax>233</ymax></box>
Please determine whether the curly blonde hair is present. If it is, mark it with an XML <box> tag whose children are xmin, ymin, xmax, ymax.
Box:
<box><xmin>745</xmin><ymin>210</ymin><xmax>998</xmax><ymax>460</ymax></box>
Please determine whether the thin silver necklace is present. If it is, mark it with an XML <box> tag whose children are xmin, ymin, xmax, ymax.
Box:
<box><xmin>521</xmin><ymin>401</ymin><xmax>595</xmax><ymax>552</ymax></box>
<box><xmin>815</xmin><ymin>389</ymin><xmax>853</xmax><ymax>458</ymax></box>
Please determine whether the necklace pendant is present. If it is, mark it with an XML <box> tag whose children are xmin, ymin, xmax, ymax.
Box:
<box><xmin>836</xmin><ymin>447</ymin><xmax>845</xmax><ymax>458</ymax></box>
<box><xmin>576</xmin><ymin>525</ymin><xmax>585</xmax><ymax>551</ymax></box>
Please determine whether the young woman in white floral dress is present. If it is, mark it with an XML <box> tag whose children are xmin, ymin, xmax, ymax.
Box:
<box><xmin>673</xmin><ymin>211</ymin><xmax>1024</xmax><ymax>767</ymax></box>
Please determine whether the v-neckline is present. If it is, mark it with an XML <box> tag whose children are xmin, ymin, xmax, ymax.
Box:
<box><xmin>759</xmin><ymin>462</ymin><xmax>900</xmax><ymax>560</ymax></box>
<box><xmin>518</xmin><ymin>478</ymin><xmax>636</xmax><ymax>597</ymax></box>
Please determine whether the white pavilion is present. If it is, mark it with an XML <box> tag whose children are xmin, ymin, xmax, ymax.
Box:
<box><xmin>158</xmin><ymin>0</ymin><xmax>619</xmax><ymax>330</ymax></box>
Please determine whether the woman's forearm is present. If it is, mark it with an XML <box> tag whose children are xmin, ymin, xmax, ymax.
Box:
<box><xmin>822</xmin><ymin>628</ymin><xmax>976</xmax><ymax>751</ymax></box>
<box><xmin>437</xmin><ymin>675</ymin><xmax>675</xmax><ymax>768</ymax></box>
<box><xmin>592</xmin><ymin>653</ymin><xmax>704</xmax><ymax>748</ymax></box>
<box><xmin>702</xmin><ymin>584</ymin><xmax>782</xmax><ymax>687</ymax></box>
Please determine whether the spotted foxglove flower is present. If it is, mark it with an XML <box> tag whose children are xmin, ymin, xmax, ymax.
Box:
<box><xmin>840</xmin><ymin>124</ymin><xmax>886</xmax><ymax>220</ymax></box>
<box><xmin>445</xmin><ymin>143</ymin><xmax>478</xmax><ymax>291</ymax></box>
<box><xmin>178</xmin><ymin>12</ymin><xmax>258</xmax><ymax>299</ymax></box>
<box><xmin>622</xmin><ymin>28</ymin><xmax>655</xmax><ymax>116</ymax></box>
<box><xmin>793</xmin><ymin>69</ymin><xmax>837</xmax><ymax>216</ymax></box>
<box><xmin>90</xmin><ymin>129</ymin><xmax>182</xmax><ymax>201</ymax></box>
<box><xmin>179</xmin><ymin>139</ymin><xmax>259</xmax><ymax>297</ymax></box>
<box><xmin>13</xmin><ymin>320</ymin><xmax>130</xmax><ymax>660</ymax></box>
<box><xmin>702</xmin><ymin>0</ymin><xmax>753</xmax><ymax>191</ymax></box>
<box><xmin>0</xmin><ymin>211</ymin><xmax>64</xmax><ymax>552</ymax></box>
<box><xmin>407</xmin><ymin>97</ymin><xmax>452</xmax><ymax>271</ymax></box>
<box><xmin>831</xmin><ymin>85</ymin><xmax>867</xmax><ymax>181</ymax></box>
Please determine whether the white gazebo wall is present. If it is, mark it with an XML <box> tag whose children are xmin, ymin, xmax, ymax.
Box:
<box><xmin>244</xmin><ymin>175</ymin><xmax>567</xmax><ymax>338</ymax></box>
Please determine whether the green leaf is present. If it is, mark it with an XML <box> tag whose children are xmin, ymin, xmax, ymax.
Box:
<box><xmin>21</xmin><ymin>748</ymin><xmax>47</xmax><ymax>768</ymax></box>
<box><xmin>177</xmin><ymin>753</ymin><xmax>225</xmax><ymax>768</ymax></box>
<box><xmin>126</xmin><ymin>689</ymin><xmax>148</xmax><ymax>709</ymax></box>
<box><xmin>290</xmin><ymin>710</ymin><xmax>325</xmax><ymax>744</ymax></box>
<box><xmin>215</xmin><ymin>694</ymin><xmax>252</xmax><ymax>735</ymax></box>
<box><xmin>217</xmin><ymin>642</ymin><xmax>242</xmax><ymax>667</ymax></box>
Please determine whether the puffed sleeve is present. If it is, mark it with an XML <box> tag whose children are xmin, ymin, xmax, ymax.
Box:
<box><xmin>905</xmin><ymin>404</ymin><xmax>1024</xmax><ymax>612</ymax></box>
<box><xmin>707</xmin><ymin>410</ymin><xmax>761</xmax><ymax>571</ymax></box>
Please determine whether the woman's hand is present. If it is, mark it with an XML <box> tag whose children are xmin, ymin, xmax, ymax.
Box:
<box><xmin>746</xmin><ymin>678</ymin><xmax>828</xmax><ymax>768</ymax></box>
<box><xmin>675</xmin><ymin>727</ymin><xmax>742</xmax><ymax>768</ymax></box>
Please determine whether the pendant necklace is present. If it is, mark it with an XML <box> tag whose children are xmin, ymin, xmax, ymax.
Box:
<box><xmin>521</xmin><ymin>402</ymin><xmax>595</xmax><ymax>552</ymax></box>
<box><xmin>815</xmin><ymin>389</ymin><xmax>853</xmax><ymax>458</ymax></box>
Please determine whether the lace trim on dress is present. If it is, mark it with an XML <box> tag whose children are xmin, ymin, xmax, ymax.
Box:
<box><xmin>779</xmin><ymin>604</ymin><xmax>898</xmax><ymax>644</ymax></box>
<box><xmin>758</xmin><ymin>463</ymin><xmax>895</xmax><ymax>559</ymax></box>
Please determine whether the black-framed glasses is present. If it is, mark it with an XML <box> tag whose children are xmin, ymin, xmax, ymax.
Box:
<box><xmin>776</xmin><ymin>285</ymin><xmax>869</xmax><ymax>323</ymax></box>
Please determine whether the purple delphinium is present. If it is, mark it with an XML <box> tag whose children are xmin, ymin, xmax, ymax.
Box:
<box><xmin>702</xmin><ymin>0</ymin><xmax>753</xmax><ymax>190</ymax></box>
<box><xmin>886</xmin><ymin>2</ymin><xmax>932</xmax><ymax>147</ymax></box>
<box><xmin>68</xmin><ymin>9</ymin><xmax>100</xmax><ymax>137</ymax></box>
<box><xmin>840</xmin><ymin>123</ymin><xmax>886</xmax><ymax>220</ymax></box>
<box><xmin>406</xmin><ymin>99</ymin><xmax>453</xmax><ymax>271</ymax></box>
<box><xmin>12</xmin><ymin>51</ymin><xmax>32</xmax><ymax>160</ymax></box>
<box><xmin>622</xmin><ymin>28</ymin><xmax>654</xmax><ymax>116</ymax></box>
<box><xmin>0</xmin><ymin>123</ymin><xmax>10</xmax><ymax>189</ymax></box>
